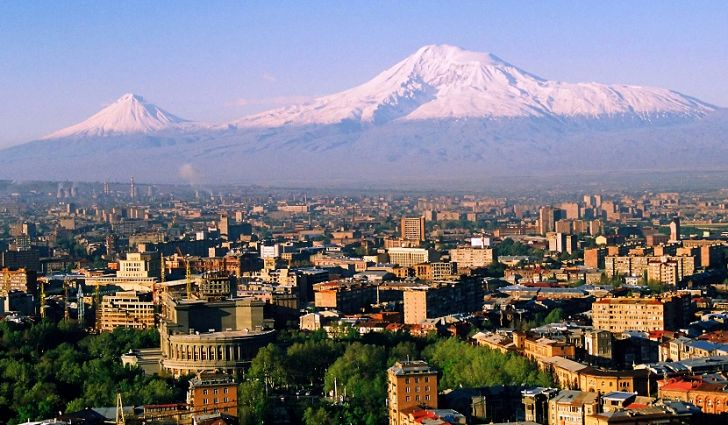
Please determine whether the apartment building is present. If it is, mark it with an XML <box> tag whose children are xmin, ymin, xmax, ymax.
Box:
<box><xmin>99</xmin><ymin>291</ymin><xmax>155</xmax><ymax>332</ymax></box>
<box><xmin>387</xmin><ymin>360</ymin><xmax>439</xmax><ymax>425</ymax></box>
<box><xmin>591</xmin><ymin>294</ymin><xmax>691</xmax><ymax>333</ymax></box>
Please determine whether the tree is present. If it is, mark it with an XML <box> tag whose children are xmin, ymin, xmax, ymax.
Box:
<box><xmin>248</xmin><ymin>344</ymin><xmax>290</xmax><ymax>391</ymax></box>
<box><xmin>286</xmin><ymin>339</ymin><xmax>342</xmax><ymax>387</ymax></box>
<box><xmin>543</xmin><ymin>308</ymin><xmax>564</xmax><ymax>325</ymax></box>
<box><xmin>238</xmin><ymin>379</ymin><xmax>269</xmax><ymax>425</ymax></box>
<box><xmin>423</xmin><ymin>338</ymin><xmax>552</xmax><ymax>389</ymax></box>
<box><xmin>303</xmin><ymin>405</ymin><xmax>340</xmax><ymax>425</ymax></box>
<box><xmin>324</xmin><ymin>343</ymin><xmax>388</xmax><ymax>423</ymax></box>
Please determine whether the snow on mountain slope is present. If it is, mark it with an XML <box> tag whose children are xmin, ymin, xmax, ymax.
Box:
<box><xmin>232</xmin><ymin>44</ymin><xmax>715</xmax><ymax>127</ymax></box>
<box><xmin>42</xmin><ymin>93</ymin><xmax>193</xmax><ymax>139</ymax></box>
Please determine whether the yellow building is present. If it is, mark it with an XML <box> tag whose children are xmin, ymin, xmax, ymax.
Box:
<box><xmin>449</xmin><ymin>247</ymin><xmax>495</xmax><ymax>271</ymax></box>
<box><xmin>387</xmin><ymin>247</ymin><xmax>434</xmax><ymax>268</ymax></box>
<box><xmin>99</xmin><ymin>291</ymin><xmax>155</xmax><ymax>332</ymax></box>
<box><xmin>591</xmin><ymin>294</ymin><xmax>690</xmax><ymax>333</ymax></box>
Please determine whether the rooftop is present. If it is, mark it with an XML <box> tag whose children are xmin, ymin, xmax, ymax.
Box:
<box><xmin>388</xmin><ymin>360</ymin><xmax>438</xmax><ymax>376</ymax></box>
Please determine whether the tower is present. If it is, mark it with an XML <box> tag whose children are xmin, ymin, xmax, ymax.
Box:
<box><xmin>387</xmin><ymin>360</ymin><xmax>438</xmax><ymax>425</ymax></box>
<box><xmin>219</xmin><ymin>213</ymin><xmax>230</xmax><ymax>240</ymax></box>
<box><xmin>400</xmin><ymin>216</ymin><xmax>426</xmax><ymax>243</ymax></box>
<box><xmin>130</xmin><ymin>177</ymin><xmax>137</xmax><ymax>200</ymax></box>
<box><xmin>77</xmin><ymin>283</ymin><xmax>85</xmax><ymax>326</ymax></box>
<box><xmin>538</xmin><ymin>206</ymin><xmax>556</xmax><ymax>235</ymax></box>
<box><xmin>669</xmin><ymin>217</ymin><xmax>681</xmax><ymax>242</ymax></box>
<box><xmin>103</xmin><ymin>180</ymin><xmax>110</xmax><ymax>195</ymax></box>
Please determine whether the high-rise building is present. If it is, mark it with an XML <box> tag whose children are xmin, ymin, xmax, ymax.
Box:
<box><xmin>387</xmin><ymin>360</ymin><xmax>439</xmax><ymax>425</ymax></box>
<box><xmin>561</xmin><ymin>202</ymin><xmax>581</xmax><ymax>219</ymax></box>
<box><xmin>219</xmin><ymin>213</ymin><xmax>230</xmax><ymax>239</ymax></box>
<box><xmin>584</xmin><ymin>247</ymin><xmax>606</xmax><ymax>269</ymax></box>
<box><xmin>400</xmin><ymin>216</ymin><xmax>426</xmax><ymax>242</ymax></box>
<box><xmin>130</xmin><ymin>176</ymin><xmax>137</xmax><ymax>199</ymax></box>
<box><xmin>538</xmin><ymin>207</ymin><xmax>556</xmax><ymax>235</ymax></box>
<box><xmin>669</xmin><ymin>217</ymin><xmax>681</xmax><ymax>242</ymax></box>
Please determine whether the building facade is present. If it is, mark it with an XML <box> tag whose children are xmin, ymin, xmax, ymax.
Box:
<box><xmin>387</xmin><ymin>361</ymin><xmax>439</xmax><ymax>425</ymax></box>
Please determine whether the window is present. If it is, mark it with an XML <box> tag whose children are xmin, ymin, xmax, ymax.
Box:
<box><xmin>204</xmin><ymin>398</ymin><xmax>208</xmax><ymax>405</ymax></box>
<box><xmin>406</xmin><ymin>396</ymin><xmax>410</xmax><ymax>402</ymax></box>
<box><xmin>425</xmin><ymin>395</ymin><xmax>430</xmax><ymax>401</ymax></box>
<box><xmin>203</xmin><ymin>389</ymin><xmax>208</xmax><ymax>395</ymax></box>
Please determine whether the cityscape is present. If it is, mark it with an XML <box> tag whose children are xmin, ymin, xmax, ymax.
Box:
<box><xmin>1</xmin><ymin>2</ymin><xmax>728</xmax><ymax>425</ymax></box>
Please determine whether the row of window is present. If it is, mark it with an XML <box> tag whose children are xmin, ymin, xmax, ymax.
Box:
<box><xmin>404</xmin><ymin>386</ymin><xmax>431</xmax><ymax>393</ymax></box>
<box><xmin>403</xmin><ymin>376</ymin><xmax>430</xmax><ymax>384</ymax></box>
<box><xmin>202</xmin><ymin>397</ymin><xmax>230</xmax><ymax>404</ymax></box>
<box><xmin>202</xmin><ymin>387</ymin><xmax>230</xmax><ymax>395</ymax></box>
<box><xmin>404</xmin><ymin>394</ymin><xmax>430</xmax><ymax>402</ymax></box>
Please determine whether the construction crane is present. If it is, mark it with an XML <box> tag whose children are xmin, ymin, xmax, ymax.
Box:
<box><xmin>95</xmin><ymin>283</ymin><xmax>101</xmax><ymax>329</ymax></box>
<box><xmin>185</xmin><ymin>255</ymin><xmax>192</xmax><ymax>299</ymax></box>
<box><xmin>39</xmin><ymin>279</ymin><xmax>46</xmax><ymax>319</ymax></box>
<box><xmin>63</xmin><ymin>276</ymin><xmax>70</xmax><ymax>321</ymax></box>
<box><xmin>176</xmin><ymin>247</ymin><xmax>193</xmax><ymax>299</ymax></box>
<box><xmin>77</xmin><ymin>283</ymin><xmax>85</xmax><ymax>326</ymax></box>
<box><xmin>116</xmin><ymin>393</ymin><xmax>126</xmax><ymax>425</ymax></box>
<box><xmin>160</xmin><ymin>253</ymin><xmax>165</xmax><ymax>284</ymax></box>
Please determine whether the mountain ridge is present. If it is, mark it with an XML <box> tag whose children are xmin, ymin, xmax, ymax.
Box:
<box><xmin>41</xmin><ymin>93</ymin><xmax>195</xmax><ymax>139</ymax></box>
<box><xmin>231</xmin><ymin>44</ymin><xmax>716</xmax><ymax>128</ymax></box>
<box><xmin>2</xmin><ymin>44</ymin><xmax>726</xmax><ymax>185</ymax></box>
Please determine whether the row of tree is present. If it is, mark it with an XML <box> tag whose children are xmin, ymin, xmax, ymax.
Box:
<box><xmin>236</xmin><ymin>329</ymin><xmax>553</xmax><ymax>425</ymax></box>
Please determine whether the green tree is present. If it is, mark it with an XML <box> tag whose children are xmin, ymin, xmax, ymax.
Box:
<box><xmin>248</xmin><ymin>344</ymin><xmax>290</xmax><ymax>390</ymax></box>
<box><xmin>303</xmin><ymin>405</ymin><xmax>340</xmax><ymax>425</ymax></box>
<box><xmin>238</xmin><ymin>379</ymin><xmax>269</xmax><ymax>425</ymax></box>
<box><xmin>543</xmin><ymin>308</ymin><xmax>565</xmax><ymax>325</ymax></box>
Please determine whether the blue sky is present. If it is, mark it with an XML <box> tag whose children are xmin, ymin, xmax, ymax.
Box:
<box><xmin>1</xmin><ymin>1</ymin><xmax>727</xmax><ymax>147</ymax></box>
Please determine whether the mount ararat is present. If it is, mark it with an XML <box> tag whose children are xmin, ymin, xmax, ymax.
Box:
<box><xmin>2</xmin><ymin>44</ymin><xmax>726</xmax><ymax>186</ymax></box>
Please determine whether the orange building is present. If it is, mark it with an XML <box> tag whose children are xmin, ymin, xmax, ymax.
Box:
<box><xmin>387</xmin><ymin>360</ymin><xmax>439</xmax><ymax>425</ymax></box>
<box><xmin>659</xmin><ymin>377</ymin><xmax>728</xmax><ymax>414</ymax></box>
<box><xmin>187</xmin><ymin>371</ymin><xmax>238</xmax><ymax>416</ymax></box>
<box><xmin>513</xmin><ymin>332</ymin><xmax>577</xmax><ymax>361</ymax></box>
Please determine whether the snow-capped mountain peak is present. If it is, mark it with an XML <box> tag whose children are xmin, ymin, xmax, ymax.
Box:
<box><xmin>42</xmin><ymin>93</ymin><xmax>190</xmax><ymax>139</ymax></box>
<box><xmin>232</xmin><ymin>44</ymin><xmax>715</xmax><ymax>127</ymax></box>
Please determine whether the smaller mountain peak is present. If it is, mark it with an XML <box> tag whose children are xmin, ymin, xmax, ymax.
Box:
<box><xmin>118</xmin><ymin>93</ymin><xmax>145</xmax><ymax>102</ymax></box>
<box><xmin>41</xmin><ymin>93</ymin><xmax>190</xmax><ymax>139</ymax></box>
